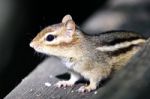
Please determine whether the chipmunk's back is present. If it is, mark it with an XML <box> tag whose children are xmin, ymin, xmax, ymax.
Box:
<box><xmin>84</xmin><ymin>30</ymin><xmax>145</xmax><ymax>47</ymax></box>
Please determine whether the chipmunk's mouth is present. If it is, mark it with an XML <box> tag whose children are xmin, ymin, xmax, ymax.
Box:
<box><xmin>34</xmin><ymin>47</ymin><xmax>43</xmax><ymax>52</ymax></box>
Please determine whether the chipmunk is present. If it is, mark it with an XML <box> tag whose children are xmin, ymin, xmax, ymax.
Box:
<box><xmin>30</xmin><ymin>14</ymin><xmax>146</xmax><ymax>92</ymax></box>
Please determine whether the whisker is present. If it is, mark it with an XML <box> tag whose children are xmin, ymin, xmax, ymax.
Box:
<box><xmin>33</xmin><ymin>51</ymin><xmax>47</xmax><ymax>60</ymax></box>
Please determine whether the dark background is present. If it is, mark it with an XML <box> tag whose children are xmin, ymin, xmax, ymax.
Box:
<box><xmin>0</xmin><ymin>0</ymin><xmax>107</xmax><ymax>98</ymax></box>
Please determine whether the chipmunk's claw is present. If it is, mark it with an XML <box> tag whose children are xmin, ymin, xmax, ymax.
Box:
<box><xmin>78</xmin><ymin>85</ymin><xmax>96</xmax><ymax>93</ymax></box>
<box><xmin>55</xmin><ymin>80</ymin><xmax>74</xmax><ymax>88</ymax></box>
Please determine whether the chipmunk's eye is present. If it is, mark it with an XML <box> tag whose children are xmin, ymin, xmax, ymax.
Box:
<box><xmin>45</xmin><ymin>34</ymin><xmax>57</xmax><ymax>41</ymax></box>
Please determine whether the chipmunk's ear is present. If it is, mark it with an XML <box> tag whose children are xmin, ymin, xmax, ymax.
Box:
<box><xmin>64</xmin><ymin>20</ymin><xmax>76</xmax><ymax>37</ymax></box>
<box><xmin>62</xmin><ymin>14</ymin><xmax>72</xmax><ymax>23</ymax></box>
<box><xmin>62</xmin><ymin>14</ymin><xmax>76</xmax><ymax>37</ymax></box>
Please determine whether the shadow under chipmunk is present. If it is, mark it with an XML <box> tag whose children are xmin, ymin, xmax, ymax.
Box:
<box><xmin>55</xmin><ymin>72</ymin><xmax>111</xmax><ymax>90</ymax></box>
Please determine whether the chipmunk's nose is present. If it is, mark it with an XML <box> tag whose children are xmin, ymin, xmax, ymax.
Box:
<box><xmin>30</xmin><ymin>42</ymin><xmax>35</xmax><ymax>48</ymax></box>
<box><xmin>30</xmin><ymin>42</ymin><xmax>40</xmax><ymax>49</ymax></box>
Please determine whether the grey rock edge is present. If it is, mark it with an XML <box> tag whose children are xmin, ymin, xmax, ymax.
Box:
<box><xmin>5</xmin><ymin>38</ymin><xmax>150</xmax><ymax>99</ymax></box>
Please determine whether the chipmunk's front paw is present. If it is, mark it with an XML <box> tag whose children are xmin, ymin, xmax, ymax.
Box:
<box><xmin>55</xmin><ymin>80</ymin><xmax>75</xmax><ymax>88</ymax></box>
<box><xmin>78</xmin><ymin>85</ymin><xmax>96</xmax><ymax>92</ymax></box>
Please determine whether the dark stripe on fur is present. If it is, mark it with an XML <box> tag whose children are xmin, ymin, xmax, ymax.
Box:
<box><xmin>103</xmin><ymin>37</ymin><xmax>141</xmax><ymax>46</ymax></box>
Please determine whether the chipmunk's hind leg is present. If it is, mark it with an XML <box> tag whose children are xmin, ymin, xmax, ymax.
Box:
<box><xmin>78</xmin><ymin>66</ymin><xmax>111</xmax><ymax>92</ymax></box>
<box><xmin>78</xmin><ymin>79</ymin><xmax>99</xmax><ymax>92</ymax></box>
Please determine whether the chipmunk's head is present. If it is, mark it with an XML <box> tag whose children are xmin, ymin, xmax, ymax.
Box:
<box><xmin>30</xmin><ymin>15</ymin><xmax>82</xmax><ymax>57</ymax></box>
